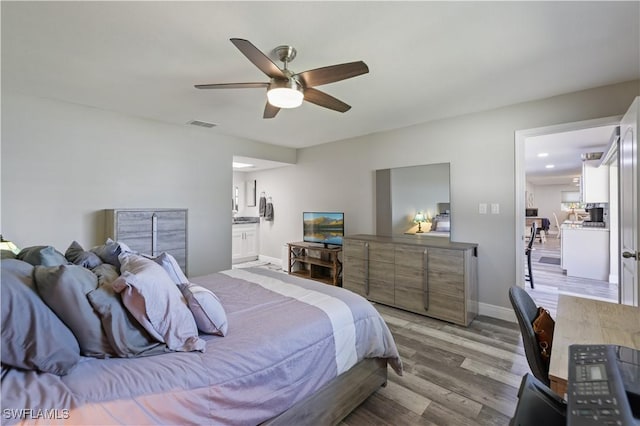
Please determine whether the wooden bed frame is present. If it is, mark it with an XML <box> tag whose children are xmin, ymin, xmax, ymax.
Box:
<box><xmin>263</xmin><ymin>358</ymin><xmax>388</xmax><ymax>425</ymax></box>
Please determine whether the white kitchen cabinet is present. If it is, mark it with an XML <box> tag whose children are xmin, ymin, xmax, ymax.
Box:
<box><xmin>232</xmin><ymin>223</ymin><xmax>259</xmax><ymax>263</ymax></box>
<box><xmin>561</xmin><ymin>226</ymin><xmax>609</xmax><ymax>281</ymax></box>
<box><xmin>581</xmin><ymin>160</ymin><xmax>609</xmax><ymax>203</ymax></box>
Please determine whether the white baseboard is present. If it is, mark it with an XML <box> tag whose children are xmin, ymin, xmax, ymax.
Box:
<box><xmin>258</xmin><ymin>254</ymin><xmax>283</xmax><ymax>268</ymax></box>
<box><xmin>478</xmin><ymin>302</ymin><xmax>516</xmax><ymax>323</ymax></box>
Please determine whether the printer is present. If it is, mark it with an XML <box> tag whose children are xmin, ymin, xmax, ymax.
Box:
<box><xmin>510</xmin><ymin>345</ymin><xmax>640</xmax><ymax>426</ymax></box>
<box><xmin>567</xmin><ymin>345</ymin><xmax>640</xmax><ymax>425</ymax></box>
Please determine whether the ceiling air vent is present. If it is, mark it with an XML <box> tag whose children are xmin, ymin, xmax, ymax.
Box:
<box><xmin>581</xmin><ymin>152</ymin><xmax>603</xmax><ymax>161</ymax></box>
<box><xmin>187</xmin><ymin>120</ymin><xmax>216</xmax><ymax>128</ymax></box>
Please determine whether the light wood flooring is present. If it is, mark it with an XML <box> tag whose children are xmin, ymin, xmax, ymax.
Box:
<box><xmin>342</xmin><ymin>304</ymin><xmax>527</xmax><ymax>425</ymax></box>
<box><xmin>243</xmin><ymin>257</ymin><xmax>616</xmax><ymax>424</ymax></box>
<box><xmin>523</xmin><ymin>235</ymin><xmax>618</xmax><ymax>317</ymax></box>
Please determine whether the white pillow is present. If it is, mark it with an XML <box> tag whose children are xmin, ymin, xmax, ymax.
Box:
<box><xmin>152</xmin><ymin>252</ymin><xmax>188</xmax><ymax>285</ymax></box>
<box><xmin>179</xmin><ymin>283</ymin><xmax>228</xmax><ymax>336</ymax></box>
<box><xmin>112</xmin><ymin>253</ymin><xmax>205</xmax><ymax>352</ymax></box>
<box><xmin>435</xmin><ymin>220</ymin><xmax>450</xmax><ymax>232</ymax></box>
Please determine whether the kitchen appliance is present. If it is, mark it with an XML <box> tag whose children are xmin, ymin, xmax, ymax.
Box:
<box><xmin>581</xmin><ymin>221</ymin><xmax>606</xmax><ymax>228</ymax></box>
<box><xmin>586</xmin><ymin>207</ymin><xmax>604</xmax><ymax>223</ymax></box>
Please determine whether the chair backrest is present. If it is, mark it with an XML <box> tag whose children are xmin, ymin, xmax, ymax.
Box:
<box><xmin>526</xmin><ymin>222</ymin><xmax>537</xmax><ymax>251</ymax></box>
<box><xmin>509</xmin><ymin>286</ymin><xmax>550</xmax><ymax>386</ymax></box>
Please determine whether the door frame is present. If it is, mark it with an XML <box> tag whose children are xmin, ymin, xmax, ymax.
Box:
<box><xmin>514</xmin><ymin>115</ymin><xmax>623</xmax><ymax>289</ymax></box>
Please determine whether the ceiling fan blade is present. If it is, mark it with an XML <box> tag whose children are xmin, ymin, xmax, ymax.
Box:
<box><xmin>194</xmin><ymin>82</ymin><xmax>269</xmax><ymax>89</ymax></box>
<box><xmin>263</xmin><ymin>102</ymin><xmax>280</xmax><ymax>119</ymax></box>
<box><xmin>297</xmin><ymin>61</ymin><xmax>369</xmax><ymax>88</ymax></box>
<box><xmin>230</xmin><ymin>38</ymin><xmax>286</xmax><ymax>79</ymax></box>
<box><xmin>303</xmin><ymin>88</ymin><xmax>351</xmax><ymax>113</ymax></box>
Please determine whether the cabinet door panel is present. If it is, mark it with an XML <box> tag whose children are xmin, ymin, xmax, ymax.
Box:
<box><xmin>343</xmin><ymin>239</ymin><xmax>367</xmax><ymax>259</ymax></box>
<box><xmin>427</xmin><ymin>292</ymin><xmax>465</xmax><ymax>324</ymax></box>
<box><xmin>369</xmin><ymin>261</ymin><xmax>394</xmax><ymax>304</ymax></box>
<box><xmin>369</xmin><ymin>242</ymin><xmax>394</xmax><ymax>263</ymax></box>
<box><xmin>428</xmin><ymin>248</ymin><xmax>464</xmax><ymax>297</ymax></box>
<box><xmin>343</xmin><ymin>255</ymin><xmax>366</xmax><ymax>296</ymax></box>
<box><xmin>395</xmin><ymin>245</ymin><xmax>428</xmax><ymax>313</ymax></box>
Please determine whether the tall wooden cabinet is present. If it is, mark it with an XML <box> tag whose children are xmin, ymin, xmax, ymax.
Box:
<box><xmin>105</xmin><ymin>209</ymin><xmax>188</xmax><ymax>274</ymax></box>
<box><xmin>343</xmin><ymin>234</ymin><xmax>478</xmax><ymax>326</ymax></box>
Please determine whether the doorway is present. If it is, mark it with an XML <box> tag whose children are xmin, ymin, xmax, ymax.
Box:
<box><xmin>515</xmin><ymin>116</ymin><xmax>622</xmax><ymax>312</ymax></box>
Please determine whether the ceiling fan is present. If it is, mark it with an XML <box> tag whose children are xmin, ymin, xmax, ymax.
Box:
<box><xmin>195</xmin><ymin>38</ymin><xmax>369</xmax><ymax>119</ymax></box>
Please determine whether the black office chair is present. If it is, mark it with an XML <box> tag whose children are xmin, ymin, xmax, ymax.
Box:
<box><xmin>525</xmin><ymin>222</ymin><xmax>536</xmax><ymax>289</ymax></box>
<box><xmin>509</xmin><ymin>286</ymin><xmax>550</xmax><ymax>386</ymax></box>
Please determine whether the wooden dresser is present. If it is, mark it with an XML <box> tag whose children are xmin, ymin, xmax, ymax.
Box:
<box><xmin>105</xmin><ymin>208</ymin><xmax>188</xmax><ymax>274</ymax></box>
<box><xmin>343</xmin><ymin>234</ymin><xmax>478</xmax><ymax>326</ymax></box>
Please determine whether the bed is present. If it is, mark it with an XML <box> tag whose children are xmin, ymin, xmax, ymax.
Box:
<box><xmin>1</xmin><ymin>243</ymin><xmax>402</xmax><ymax>426</ymax></box>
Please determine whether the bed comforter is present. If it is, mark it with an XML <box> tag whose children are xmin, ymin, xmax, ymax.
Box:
<box><xmin>2</xmin><ymin>267</ymin><xmax>402</xmax><ymax>425</ymax></box>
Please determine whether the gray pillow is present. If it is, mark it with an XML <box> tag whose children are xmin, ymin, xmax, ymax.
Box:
<box><xmin>87</xmin><ymin>283</ymin><xmax>166</xmax><ymax>358</ymax></box>
<box><xmin>18</xmin><ymin>245</ymin><xmax>68</xmax><ymax>267</ymax></box>
<box><xmin>34</xmin><ymin>264</ymin><xmax>115</xmax><ymax>358</ymax></box>
<box><xmin>1</xmin><ymin>249</ymin><xmax>17</xmax><ymax>260</ymax></box>
<box><xmin>1</xmin><ymin>259</ymin><xmax>80</xmax><ymax>375</ymax></box>
<box><xmin>91</xmin><ymin>263</ymin><xmax>120</xmax><ymax>286</ymax></box>
<box><xmin>113</xmin><ymin>253</ymin><xmax>205</xmax><ymax>352</ymax></box>
<box><xmin>90</xmin><ymin>239</ymin><xmax>131</xmax><ymax>268</ymax></box>
<box><xmin>179</xmin><ymin>283</ymin><xmax>228</xmax><ymax>336</ymax></box>
<box><xmin>65</xmin><ymin>241</ymin><xmax>103</xmax><ymax>269</ymax></box>
<box><xmin>151</xmin><ymin>252</ymin><xmax>188</xmax><ymax>284</ymax></box>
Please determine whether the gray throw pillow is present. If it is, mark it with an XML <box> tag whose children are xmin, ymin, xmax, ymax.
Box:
<box><xmin>87</xmin><ymin>283</ymin><xmax>166</xmax><ymax>358</ymax></box>
<box><xmin>65</xmin><ymin>240</ymin><xmax>103</xmax><ymax>269</ymax></box>
<box><xmin>1</xmin><ymin>259</ymin><xmax>80</xmax><ymax>375</ymax></box>
<box><xmin>91</xmin><ymin>263</ymin><xmax>120</xmax><ymax>286</ymax></box>
<box><xmin>1</xmin><ymin>249</ymin><xmax>17</xmax><ymax>260</ymax></box>
<box><xmin>18</xmin><ymin>245</ymin><xmax>68</xmax><ymax>267</ymax></box>
<box><xmin>90</xmin><ymin>239</ymin><xmax>131</xmax><ymax>268</ymax></box>
<box><xmin>34</xmin><ymin>264</ymin><xmax>115</xmax><ymax>358</ymax></box>
<box><xmin>179</xmin><ymin>283</ymin><xmax>228</xmax><ymax>336</ymax></box>
<box><xmin>113</xmin><ymin>253</ymin><xmax>205</xmax><ymax>352</ymax></box>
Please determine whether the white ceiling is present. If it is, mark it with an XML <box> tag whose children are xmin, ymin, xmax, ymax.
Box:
<box><xmin>3</xmin><ymin>2</ymin><xmax>639</xmax><ymax>172</ymax></box>
<box><xmin>525</xmin><ymin>125</ymin><xmax>617</xmax><ymax>186</ymax></box>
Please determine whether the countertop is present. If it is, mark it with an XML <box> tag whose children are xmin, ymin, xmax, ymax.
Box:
<box><xmin>561</xmin><ymin>224</ymin><xmax>609</xmax><ymax>231</ymax></box>
<box><xmin>232</xmin><ymin>217</ymin><xmax>260</xmax><ymax>224</ymax></box>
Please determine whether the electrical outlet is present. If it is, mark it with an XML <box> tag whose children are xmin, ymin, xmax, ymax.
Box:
<box><xmin>491</xmin><ymin>203</ymin><xmax>500</xmax><ymax>214</ymax></box>
<box><xmin>479</xmin><ymin>203</ymin><xmax>487</xmax><ymax>214</ymax></box>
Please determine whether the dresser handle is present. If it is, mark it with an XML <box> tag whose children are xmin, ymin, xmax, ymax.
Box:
<box><xmin>151</xmin><ymin>213</ymin><xmax>158</xmax><ymax>256</ymax></box>
<box><xmin>364</xmin><ymin>242</ymin><xmax>370</xmax><ymax>296</ymax></box>
<box><xmin>423</xmin><ymin>249</ymin><xmax>429</xmax><ymax>310</ymax></box>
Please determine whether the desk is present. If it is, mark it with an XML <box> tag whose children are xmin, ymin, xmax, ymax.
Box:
<box><xmin>548</xmin><ymin>295</ymin><xmax>640</xmax><ymax>396</ymax></box>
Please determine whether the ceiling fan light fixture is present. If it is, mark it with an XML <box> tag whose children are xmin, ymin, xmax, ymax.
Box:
<box><xmin>267</xmin><ymin>79</ymin><xmax>304</xmax><ymax>109</ymax></box>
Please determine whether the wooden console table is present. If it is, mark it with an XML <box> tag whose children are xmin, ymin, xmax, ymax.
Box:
<box><xmin>549</xmin><ymin>294</ymin><xmax>640</xmax><ymax>397</ymax></box>
<box><xmin>288</xmin><ymin>242</ymin><xmax>342</xmax><ymax>286</ymax></box>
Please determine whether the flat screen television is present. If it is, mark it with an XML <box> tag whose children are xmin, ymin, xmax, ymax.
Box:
<box><xmin>303</xmin><ymin>212</ymin><xmax>344</xmax><ymax>247</ymax></box>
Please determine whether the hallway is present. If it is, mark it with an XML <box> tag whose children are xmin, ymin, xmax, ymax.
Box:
<box><xmin>524</xmin><ymin>235</ymin><xmax>618</xmax><ymax>317</ymax></box>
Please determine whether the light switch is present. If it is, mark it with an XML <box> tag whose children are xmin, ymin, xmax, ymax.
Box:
<box><xmin>479</xmin><ymin>203</ymin><xmax>487</xmax><ymax>214</ymax></box>
<box><xmin>491</xmin><ymin>203</ymin><xmax>500</xmax><ymax>214</ymax></box>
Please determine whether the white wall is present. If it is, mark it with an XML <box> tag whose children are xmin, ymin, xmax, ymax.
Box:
<box><xmin>1</xmin><ymin>93</ymin><xmax>295</xmax><ymax>277</ymax></box>
<box><xmin>251</xmin><ymin>80</ymin><xmax>639</xmax><ymax>313</ymax></box>
<box><xmin>529</xmin><ymin>183</ymin><xmax>579</xmax><ymax>231</ymax></box>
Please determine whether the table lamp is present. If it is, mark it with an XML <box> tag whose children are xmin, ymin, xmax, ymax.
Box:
<box><xmin>0</xmin><ymin>235</ymin><xmax>20</xmax><ymax>254</ymax></box>
<box><xmin>413</xmin><ymin>211</ymin><xmax>426</xmax><ymax>233</ymax></box>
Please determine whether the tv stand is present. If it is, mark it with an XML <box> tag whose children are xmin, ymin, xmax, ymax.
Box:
<box><xmin>287</xmin><ymin>242</ymin><xmax>342</xmax><ymax>286</ymax></box>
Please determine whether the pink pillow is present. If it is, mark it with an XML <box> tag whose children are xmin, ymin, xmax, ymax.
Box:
<box><xmin>112</xmin><ymin>253</ymin><xmax>205</xmax><ymax>352</ymax></box>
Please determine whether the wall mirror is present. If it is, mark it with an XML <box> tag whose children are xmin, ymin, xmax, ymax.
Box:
<box><xmin>376</xmin><ymin>163</ymin><xmax>451</xmax><ymax>238</ymax></box>
<box><xmin>232</xmin><ymin>186</ymin><xmax>239</xmax><ymax>212</ymax></box>
<box><xmin>246</xmin><ymin>179</ymin><xmax>257</xmax><ymax>207</ymax></box>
